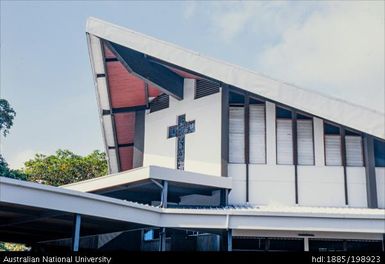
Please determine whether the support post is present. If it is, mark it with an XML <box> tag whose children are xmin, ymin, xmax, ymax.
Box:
<box><xmin>363</xmin><ymin>134</ymin><xmax>378</xmax><ymax>208</ymax></box>
<box><xmin>221</xmin><ymin>84</ymin><xmax>229</xmax><ymax>177</ymax></box>
<box><xmin>244</xmin><ymin>95</ymin><xmax>250</xmax><ymax>202</ymax></box>
<box><xmin>292</xmin><ymin>112</ymin><xmax>298</xmax><ymax>204</ymax></box>
<box><xmin>161</xmin><ymin>181</ymin><xmax>168</xmax><ymax>208</ymax></box>
<box><xmin>304</xmin><ymin>237</ymin><xmax>309</xmax><ymax>252</ymax></box>
<box><xmin>220</xmin><ymin>189</ymin><xmax>229</xmax><ymax>206</ymax></box>
<box><xmin>340</xmin><ymin>127</ymin><xmax>349</xmax><ymax>205</ymax></box>
<box><xmin>227</xmin><ymin>229</ymin><xmax>232</xmax><ymax>252</ymax></box>
<box><xmin>71</xmin><ymin>214</ymin><xmax>81</xmax><ymax>252</ymax></box>
<box><xmin>159</xmin><ymin>227</ymin><xmax>167</xmax><ymax>252</ymax></box>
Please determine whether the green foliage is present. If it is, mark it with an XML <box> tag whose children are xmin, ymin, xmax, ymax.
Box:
<box><xmin>24</xmin><ymin>149</ymin><xmax>108</xmax><ymax>186</ymax></box>
<box><xmin>0</xmin><ymin>154</ymin><xmax>27</xmax><ymax>180</ymax></box>
<box><xmin>0</xmin><ymin>99</ymin><xmax>16</xmax><ymax>137</ymax></box>
<box><xmin>0</xmin><ymin>242</ymin><xmax>29</xmax><ymax>251</ymax></box>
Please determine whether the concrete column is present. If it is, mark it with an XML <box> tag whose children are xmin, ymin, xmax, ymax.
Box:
<box><xmin>227</xmin><ymin>229</ymin><xmax>232</xmax><ymax>251</ymax></box>
<box><xmin>221</xmin><ymin>229</ymin><xmax>232</xmax><ymax>251</ymax></box>
<box><xmin>159</xmin><ymin>227</ymin><xmax>167</xmax><ymax>252</ymax></box>
<box><xmin>363</xmin><ymin>134</ymin><xmax>378</xmax><ymax>208</ymax></box>
<box><xmin>304</xmin><ymin>237</ymin><xmax>309</xmax><ymax>252</ymax></box>
<box><xmin>161</xmin><ymin>181</ymin><xmax>168</xmax><ymax>208</ymax></box>
<box><xmin>71</xmin><ymin>214</ymin><xmax>81</xmax><ymax>252</ymax></box>
<box><xmin>313</xmin><ymin>117</ymin><xmax>325</xmax><ymax>166</ymax></box>
<box><xmin>220</xmin><ymin>189</ymin><xmax>229</xmax><ymax>206</ymax></box>
<box><xmin>266</xmin><ymin>102</ymin><xmax>276</xmax><ymax>165</ymax></box>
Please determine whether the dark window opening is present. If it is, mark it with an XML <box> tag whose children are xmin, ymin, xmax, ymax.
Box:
<box><xmin>324</xmin><ymin>123</ymin><xmax>340</xmax><ymax>135</ymax></box>
<box><xmin>150</xmin><ymin>93</ymin><xmax>169</xmax><ymax>113</ymax></box>
<box><xmin>194</xmin><ymin>79</ymin><xmax>220</xmax><ymax>99</ymax></box>
<box><xmin>374</xmin><ymin>139</ymin><xmax>385</xmax><ymax>167</ymax></box>
<box><xmin>276</xmin><ymin>107</ymin><xmax>292</xmax><ymax>119</ymax></box>
<box><xmin>229</xmin><ymin>91</ymin><xmax>245</xmax><ymax>105</ymax></box>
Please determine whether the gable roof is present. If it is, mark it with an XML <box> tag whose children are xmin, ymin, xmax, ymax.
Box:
<box><xmin>86</xmin><ymin>17</ymin><xmax>384</xmax><ymax>140</ymax></box>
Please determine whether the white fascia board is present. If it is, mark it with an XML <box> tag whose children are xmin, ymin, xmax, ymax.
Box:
<box><xmin>0</xmin><ymin>177</ymin><xmax>160</xmax><ymax>226</ymax></box>
<box><xmin>2</xmin><ymin>177</ymin><xmax>385</xmax><ymax>234</ymax></box>
<box><xmin>87</xmin><ymin>33</ymin><xmax>119</xmax><ymax>174</ymax></box>
<box><xmin>62</xmin><ymin>166</ymin><xmax>232</xmax><ymax>192</ymax></box>
<box><xmin>62</xmin><ymin>166</ymin><xmax>151</xmax><ymax>192</ymax></box>
<box><xmin>86</xmin><ymin>17</ymin><xmax>385</xmax><ymax>139</ymax></box>
<box><xmin>149</xmin><ymin>166</ymin><xmax>232</xmax><ymax>189</ymax></box>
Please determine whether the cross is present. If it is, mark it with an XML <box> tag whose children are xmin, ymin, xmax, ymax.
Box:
<box><xmin>168</xmin><ymin>114</ymin><xmax>196</xmax><ymax>170</ymax></box>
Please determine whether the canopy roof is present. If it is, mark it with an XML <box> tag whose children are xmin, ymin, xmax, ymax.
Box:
<box><xmin>1</xmin><ymin>177</ymin><xmax>384</xmax><ymax>244</ymax></box>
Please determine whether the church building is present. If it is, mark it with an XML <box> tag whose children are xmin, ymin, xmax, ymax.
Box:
<box><xmin>1</xmin><ymin>17</ymin><xmax>384</xmax><ymax>252</ymax></box>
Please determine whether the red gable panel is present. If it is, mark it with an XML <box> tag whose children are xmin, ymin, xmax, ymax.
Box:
<box><xmin>114</xmin><ymin>112</ymin><xmax>135</xmax><ymax>145</ymax></box>
<box><xmin>119</xmin><ymin>146</ymin><xmax>133</xmax><ymax>171</ymax></box>
<box><xmin>106</xmin><ymin>61</ymin><xmax>147</xmax><ymax>108</ymax></box>
<box><xmin>148</xmin><ymin>84</ymin><xmax>161</xmax><ymax>97</ymax></box>
<box><xmin>166</xmin><ymin>66</ymin><xmax>201</xmax><ymax>79</ymax></box>
<box><xmin>104</xmin><ymin>45</ymin><xmax>116</xmax><ymax>58</ymax></box>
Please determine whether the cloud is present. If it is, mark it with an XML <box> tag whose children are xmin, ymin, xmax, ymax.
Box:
<box><xmin>183</xmin><ymin>1</ymin><xmax>384</xmax><ymax>113</ymax></box>
<box><xmin>183</xmin><ymin>1</ymin><xmax>197</xmax><ymax>20</ymax></box>
<box><xmin>257</xmin><ymin>2</ymin><xmax>384</xmax><ymax>113</ymax></box>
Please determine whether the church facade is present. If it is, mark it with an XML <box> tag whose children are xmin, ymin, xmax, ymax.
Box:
<box><xmin>68</xmin><ymin>17</ymin><xmax>385</xmax><ymax>251</ymax></box>
<box><xmin>1</xmin><ymin>17</ymin><xmax>384</xmax><ymax>252</ymax></box>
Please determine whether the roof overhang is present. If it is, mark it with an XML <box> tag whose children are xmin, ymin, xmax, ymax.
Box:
<box><xmin>86</xmin><ymin>17</ymin><xmax>385</xmax><ymax>140</ymax></box>
<box><xmin>1</xmin><ymin>177</ymin><xmax>385</xmax><ymax>244</ymax></box>
<box><xmin>62</xmin><ymin>166</ymin><xmax>231</xmax><ymax>204</ymax></box>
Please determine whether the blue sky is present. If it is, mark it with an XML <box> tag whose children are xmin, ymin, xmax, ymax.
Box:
<box><xmin>1</xmin><ymin>1</ymin><xmax>384</xmax><ymax>169</ymax></box>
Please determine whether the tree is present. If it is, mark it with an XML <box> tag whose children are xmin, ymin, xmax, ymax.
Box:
<box><xmin>24</xmin><ymin>149</ymin><xmax>108</xmax><ymax>186</ymax></box>
<box><xmin>0</xmin><ymin>99</ymin><xmax>25</xmax><ymax>179</ymax></box>
<box><xmin>0</xmin><ymin>155</ymin><xmax>27</xmax><ymax>180</ymax></box>
<box><xmin>0</xmin><ymin>99</ymin><xmax>16</xmax><ymax>137</ymax></box>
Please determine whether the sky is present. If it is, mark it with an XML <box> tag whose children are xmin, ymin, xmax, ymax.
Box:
<box><xmin>1</xmin><ymin>1</ymin><xmax>384</xmax><ymax>169</ymax></box>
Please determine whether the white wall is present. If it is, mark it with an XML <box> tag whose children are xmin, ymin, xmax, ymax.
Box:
<box><xmin>313</xmin><ymin>117</ymin><xmax>325</xmax><ymax>166</ymax></box>
<box><xmin>375</xmin><ymin>168</ymin><xmax>385</xmax><ymax>209</ymax></box>
<box><xmin>143</xmin><ymin>79</ymin><xmax>222</xmax><ymax>176</ymax></box>
<box><xmin>228</xmin><ymin>164</ymin><xmax>246</xmax><ymax>204</ymax></box>
<box><xmin>298</xmin><ymin>166</ymin><xmax>345</xmax><ymax>207</ymax></box>
<box><xmin>249</xmin><ymin>164</ymin><xmax>295</xmax><ymax>206</ymax></box>
<box><xmin>265</xmin><ymin>102</ymin><xmax>276</xmax><ymax>165</ymax></box>
<box><xmin>346</xmin><ymin>167</ymin><xmax>367</xmax><ymax>207</ymax></box>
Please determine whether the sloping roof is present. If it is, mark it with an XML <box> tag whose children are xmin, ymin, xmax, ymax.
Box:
<box><xmin>86</xmin><ymin>17</ymin><xmax>384</xmax><ymax>139</ymax></box>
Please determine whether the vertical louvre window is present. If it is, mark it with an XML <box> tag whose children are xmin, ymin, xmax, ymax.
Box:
<box><xmin>297</xmin><ymin>119</ymin><xmax>314</xmax><ymax>165</ymax></box>
<box><xmin>324</xmin><ymin>123</ymin><xmax>342</xmax><ymax>166</ymax></box>
<box><xmin>345</xmin><ymin>135</ymin><xmax>364</xmax><ymax>166</ymax></box>
<box><xmin>325</xmin><ymin>135</ymin><xmax>342</xmax><ymax>166</ymax></box>
<box><xmin>195</xmin><ymin>79</ymin><xmax>220</xmax><ymax>99</ymax></box>
<box><xmin>149</xmin><ymin>93</ymin><xmax>169</xmax><ymax>113</ymax></box>
<box><xmin>249</xmin><ymin>104</ymin><xmax>266</xmax><ymax>164</ymax></box>
<box><xmin>229</xmin><ymin>106</ymin><xmax>245</xmax><ymax>163</ymax></box>
<box><xmin>277</xmin><ymin>119</ymin><xmax>293</xmax><ymax>165</ymax></box>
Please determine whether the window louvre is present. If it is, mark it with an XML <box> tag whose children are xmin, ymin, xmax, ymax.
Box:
<box><xmin>249</xmin><ymin>104</ymin><xmax>266</xmax><ymax>164</ymax></box>
<box><xmin>325</xmin><ymin>135</ymin><xmax>342</xmax><ymax>166</ymax></box>
<box><xmin>229</xmin><ymin>106</ymin><xmax>245</xmax><ymax>163</ymax></box>
<box><xmin>149</xmin><ymin>93</ymin><xmax>169</xmax><ymax>113</ymax></box>
<box><xmin>345</xmin><ymin>136</ymin><xmax>364</xmax><ymax>166</ymax></box>
<box><xmin>277</xmin><ymin>119</ymin><xmax>293</xmax><ymax>165</ymax></box>
<box><xmin>297</xmin><ymin>119</ymin><xmax>314</xmax><ymax>165</ymax></box>
<box><xmin>195</xmin><ymin>79</ymin><xmax>220</xmax><ymax>99</ymax></box>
